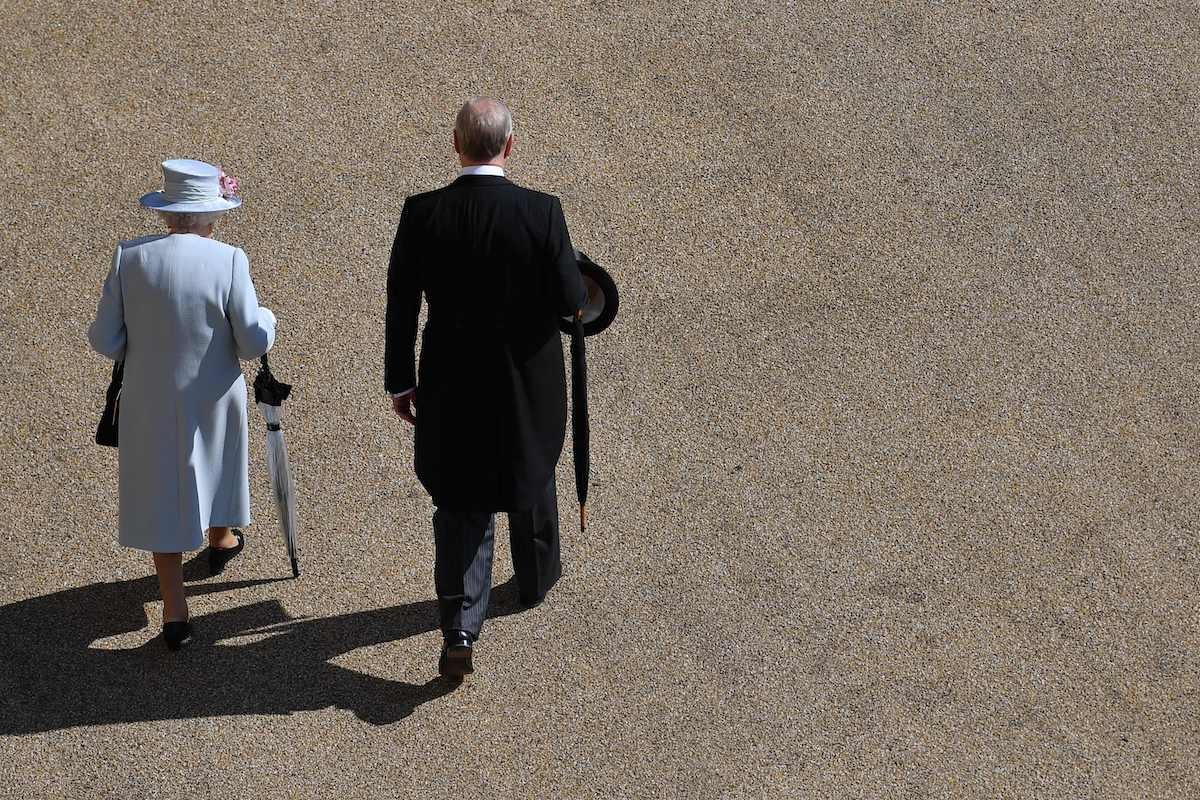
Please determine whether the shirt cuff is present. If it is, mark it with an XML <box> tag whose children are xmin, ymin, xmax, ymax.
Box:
<box><xmin>389</xmin><ymin>387</ymin><xmax>415</xmax><ymax>398</ymax></box>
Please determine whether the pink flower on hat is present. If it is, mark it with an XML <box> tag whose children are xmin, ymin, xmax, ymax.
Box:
<box><xmin>217</xmin><ymin>166</ymin><xmax>240</xmax><ymax>199</ymax></box>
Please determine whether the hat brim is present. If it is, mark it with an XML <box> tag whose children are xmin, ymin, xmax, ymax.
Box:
<box><xmin>138</xmin><ymin>191</ymin><xmax>242</xmax><ymax>213</ymax></box>
<box><xmin>559</xmin><ymin>251</ymin><xmax>619</xmax><ymax>337</ymax></box>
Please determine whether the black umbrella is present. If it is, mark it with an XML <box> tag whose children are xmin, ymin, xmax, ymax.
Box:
<box><xmin>562</xmin><ymin>250</ymin><xmax>620</xmax><ymax>532</ymax></box>
<box><xmin>570</xmin><ymin>313</ymin><xmax>589</xmax><ymax>531</ymax></box>
<box><xmin>253</xmin><ymin>355</ymin><xmax>300</xmax><ymax>578</ymax></box>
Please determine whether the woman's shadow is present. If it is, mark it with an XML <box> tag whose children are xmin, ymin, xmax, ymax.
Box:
<box><xmin>0</xmin><ymin>554</ymin><xmax>525</xmax><ymax>734</ymax></box>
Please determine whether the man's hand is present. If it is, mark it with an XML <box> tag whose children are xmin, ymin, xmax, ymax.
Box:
<box><xmin>391</xmin><ymin>390</ymin><xmax>416</xmax><ymax>425</ymax></box>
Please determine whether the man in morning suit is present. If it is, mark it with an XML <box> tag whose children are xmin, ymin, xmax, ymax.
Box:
<box><xmin>385</xmin><ymin>97</ymin><xmax>586</xmax><ymax>680</ymax></box>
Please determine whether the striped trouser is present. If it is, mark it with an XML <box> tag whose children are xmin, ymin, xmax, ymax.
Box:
<box><xmin>432</xmin><ymin>479</ymin><xmax>562</xmax><ymax>638</ymax></box>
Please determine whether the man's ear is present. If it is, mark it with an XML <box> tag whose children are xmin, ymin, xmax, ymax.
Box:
<box><xmin>453</xmin><ymin>131</ymin><xmax>461</xmax><ymax>154</ymax></box>
<box><xmin>503</xmin><ymin>134</ymin><xmax>515</xmax><ymax>159</ymax></box>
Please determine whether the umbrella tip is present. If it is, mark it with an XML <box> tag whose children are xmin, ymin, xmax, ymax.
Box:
<box><xmin>580</xmin><ymin>505</ymin><xmax>588</xmax><ymax>532</ymax></box>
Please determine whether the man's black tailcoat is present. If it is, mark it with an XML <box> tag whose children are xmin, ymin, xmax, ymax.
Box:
<box><xmin>385</xmin><ymin>175</ymin><xmax>585</xmax><ymax>511</ymax></box>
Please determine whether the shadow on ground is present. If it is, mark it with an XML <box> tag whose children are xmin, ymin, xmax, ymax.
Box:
<box><xmin>1</xmin><ymin>553</ymin><xmax>523</xmax><ymax>733</ymax></box>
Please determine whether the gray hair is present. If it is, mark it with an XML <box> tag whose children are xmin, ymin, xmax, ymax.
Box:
<box><xmin>454</xmin><ymin>97</ymin><xmax>513</xmax><ymax>161</ymax></box>
<box><xmin>157</xmin><ymin>210</ymin><xmax>225</xmax><ymax>232</ymax></box>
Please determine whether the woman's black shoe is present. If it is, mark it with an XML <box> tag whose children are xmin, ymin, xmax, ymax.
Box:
<box><xmin>163</xmin><ymin>620</ymin><xmax>194</xmax><ymax>651</ymax></box>
<box><xmin>208</xmin><ymin>529</ymin><xmax>245</xmax><ymax>576</ymax></box>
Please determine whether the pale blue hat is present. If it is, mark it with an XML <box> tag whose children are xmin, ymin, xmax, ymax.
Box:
<box><xmin>139</xmin><ymin>158</ymin><xmax>242</xmax><ymax>213</ymax></box>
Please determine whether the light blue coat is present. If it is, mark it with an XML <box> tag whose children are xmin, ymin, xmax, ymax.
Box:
<box><xmin>88</xmin><ymin>233</ymin><xmax>276</xmax><ymax>552</ymax></box>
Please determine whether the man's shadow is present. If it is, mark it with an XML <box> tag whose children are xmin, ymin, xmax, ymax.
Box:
<box><xmin>1</xmin><ymin>554</ymin><xmax>525</xmax><ymax>734</ymax></box>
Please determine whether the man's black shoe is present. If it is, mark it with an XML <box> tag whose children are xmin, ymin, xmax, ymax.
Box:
<box><xmin>438</xmin><ymin>630</ymin><xmax>474</xmax><ymax>680</ymax></box>
<box><xmin>519</xmin><ymin>593</ymin><xmax>545</xmax><ymax>608</ymax></box>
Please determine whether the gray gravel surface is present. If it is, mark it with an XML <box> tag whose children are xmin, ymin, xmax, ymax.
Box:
<box><xmin>1</xmin><ymin>2</ymin><xmax>1198</xmax><ymax>798</ymax></box>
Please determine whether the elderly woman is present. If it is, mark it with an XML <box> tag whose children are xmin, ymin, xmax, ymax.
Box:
<box><xmin>88</xmin><ymin>159</ymin><xmax>276</xmax><ymax>651</ymax></box>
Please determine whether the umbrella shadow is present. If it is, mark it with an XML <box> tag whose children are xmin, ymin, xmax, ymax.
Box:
<box><xmin>0</xmin><ymin>553</ymin><xmax>526</xmax><ymax>734</ymax></box>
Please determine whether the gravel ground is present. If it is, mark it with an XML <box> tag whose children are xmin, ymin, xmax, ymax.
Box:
<box><xmin>1</xmin><ymin>2</ymin><xmax>1198</xmax><ymax>798</ymax></box>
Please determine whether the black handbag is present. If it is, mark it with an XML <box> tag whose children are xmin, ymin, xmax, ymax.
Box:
<box><xmin>95</xmin><ymin>361</ymin><xmax>124</xmax><ymax>447</ymax></box>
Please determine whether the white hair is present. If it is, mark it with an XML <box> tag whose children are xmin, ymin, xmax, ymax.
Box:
<box><xmin>454</xmin><ymin>97</ymin><xmax>513</xmax><ymax>160</ymax></box>
<box><xmin>157</xmin><ymin>210</ymin><xmax>225</xmax><ymax>232</ymax></box>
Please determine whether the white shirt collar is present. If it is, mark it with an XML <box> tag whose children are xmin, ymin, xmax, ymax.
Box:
<box><xmin>458</xmin><ymin>165</ymin><xmax>506</xmax><ymax>177</ymax></box>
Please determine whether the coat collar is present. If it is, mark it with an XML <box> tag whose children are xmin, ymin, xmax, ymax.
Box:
<box><xmin>451</xmin><ymin>174</ymin><xmax>511</xmax><ymax>187</ymax></box>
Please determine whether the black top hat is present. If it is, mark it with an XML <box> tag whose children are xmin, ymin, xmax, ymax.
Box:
<box><xmin>559</xmin><ymin>250</ymin><xmax>619</xmax><ymax>337</ymax></box>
